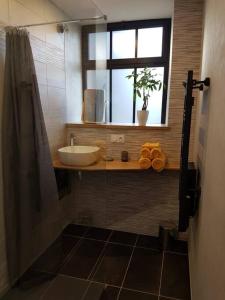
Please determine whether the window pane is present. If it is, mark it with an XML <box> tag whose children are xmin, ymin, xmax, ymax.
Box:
<box><xmin>138</xmin><ymin>27</ymin><xmax>163</xmax><ymax>58</ymax></box>
<box><xmin>112</xmin><ymin>30</ymin><xmax>135</xmax><ymax>59</ymax></box>
<box><xmin>87</xmin><ymin>70</ymin><xmax>110</xmax><ymax>122</ymax></box>
<box><xmin>112</xmin><ymin>69</ymin><xmax>134</xmax><ymax>123</ymax></box>
<box><xmin>135</xmin><ymin>67</ymin><xmax>164</xmax><ymax>124</ymax></box>
<box><xmin>88</xmin><ymin>32</ymin><xmax>110</xmax><ymax>60</ymax></box>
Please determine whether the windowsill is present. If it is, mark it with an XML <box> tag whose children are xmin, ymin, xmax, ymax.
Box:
<box><xmin>66</xmin><ymin>122</ymin><xmax>170</xmax><ymax>130</ymax></box>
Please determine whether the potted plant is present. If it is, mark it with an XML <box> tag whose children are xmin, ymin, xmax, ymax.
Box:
<box><xmin>126</xmin><ymin>68</ymin><xmax>163</xmax><ymax>126</ymax></box>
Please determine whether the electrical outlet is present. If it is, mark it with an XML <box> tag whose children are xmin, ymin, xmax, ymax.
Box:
<box><xmin>110</xmin><ymin>134</ymin><xmax>125</xmax><ymax>143</ymax></box>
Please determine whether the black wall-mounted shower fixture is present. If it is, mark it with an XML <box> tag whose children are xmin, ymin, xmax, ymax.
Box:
<box><xmin>178</xmin><ymin>70</ymin><xmax>210</xmax><ymax>232</ymax></box>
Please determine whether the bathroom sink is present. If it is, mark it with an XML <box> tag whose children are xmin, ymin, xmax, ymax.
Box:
<box><xmin>58</xmin><ymin>146</ymin><xmax>101</xmax><ymax>166</ymax></box>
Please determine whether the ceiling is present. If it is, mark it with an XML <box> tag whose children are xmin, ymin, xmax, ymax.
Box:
<box><xmin>51</xmin><ymin>0</ymin><xmax>101</xmax><ymax>20</ymax></box>
<box><xmin>93</xmin><ymin>0</ymin><xmax>174</xmax><ymax>22</ymax></box>
<box><xmin>51</xmin><ymin>0</ymin><xmax>174</xmax><ymax>22</ymax></box>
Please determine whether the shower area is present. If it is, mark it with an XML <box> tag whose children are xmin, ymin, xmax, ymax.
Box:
<box><xmin>0</xmin><ymin>1</ymin><xmax>194</xmax><ymax>299</ymax></box>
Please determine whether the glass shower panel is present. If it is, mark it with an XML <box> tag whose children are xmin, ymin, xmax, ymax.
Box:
<box><xmin>0</xmin><ymin>0</ymin><xmax>120</xmax><ymax>297</ymax></box>
<box><xmin>88</xmin><ymin>31</ymin><xmax>110</xmax><ymax>60</ymax></box>
<box><xmin>87</xmin><ymin>69</ymin><xmax>110</xmax><ymax>122</ymax></box>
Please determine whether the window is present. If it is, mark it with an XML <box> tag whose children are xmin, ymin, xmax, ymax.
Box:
<box><xmin>82</xmin><ymin>19</ymin><xmax>171</xmax><ymax>124</ymax></box>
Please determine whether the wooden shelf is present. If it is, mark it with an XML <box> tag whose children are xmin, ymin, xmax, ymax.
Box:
<box><xmin>53</xmin><ymin>160</ymin><xmax>179</xmax><ymax>172</ymax></box>
<box><xmin>66</xmin><ymin>122</ymin><xmax>170</xmax><ymax>130</ymax></box>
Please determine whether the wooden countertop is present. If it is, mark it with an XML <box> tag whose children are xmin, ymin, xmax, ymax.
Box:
<box><xmin>53</xmin><ymin>160</ymin><xmax>179</xmax><ymax>172</ymax></box>
<box><xmin>66</xmin><ymin>122</ymin><xmax>170</xmax><ymax>130</ymax></box>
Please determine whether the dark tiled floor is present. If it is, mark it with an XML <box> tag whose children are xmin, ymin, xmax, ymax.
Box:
<box><xmin>92</xmin><ymin>243</ymin><xmax>133</xmax><ymax>286</ymax></box>
<box><xmin>123</xmin><ymin>247</ymin><xmax>162</xmax><ymax>294</ymax></box>
<box><xmin>83</xmin><ymin>282</ymin><xmax>119</xmax><ymax>300</ymax></box>
<box><xmin>60</xmin><ymin>238</ymin><xmax>105</xmax><ymax>279</ymax></box>
<box><xmin>3</xmin><ymin>224</ymin><xmax>191</xmax><ymax>300</ymax></box>
<box><xmin>109</xmin><ymin>230</ymin><xmax>137</xmax><ymax>246</ymax></box>
<box><xmin>119</xmin><ymin>289</ymin><xmax>158</xmax><ymax>300</ymax></box>
<box><xmin>160</xmin><ymin>253</ymin><xmax>191</xmax><ymax>299</ymax></box>
<box><xmin>136</xmin><ymin>234</ymin><xmax>160</xmax><ymax>250</ymax></box>
<box><xmin>63</xmin><ymin>223</ymin><xmax>89</xmax><ymax>237</ymax></box>
<box><xmin>85</xmin><ymin>227</ymin><xmax>112</xmax><ymax>241</ymax></box>
<box><xmin>32</xmin><ymin>235</ymin><xmax>79</xmax><ymax>273</ymax></box>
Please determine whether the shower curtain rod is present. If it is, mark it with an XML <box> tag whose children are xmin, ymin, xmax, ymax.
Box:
<box><xmin>1</xmin><ymin>15</ymin><xmax>107</xmax><ymax>31</ymax></box>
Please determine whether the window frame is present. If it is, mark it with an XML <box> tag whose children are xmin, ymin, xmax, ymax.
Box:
<box><xmin>82</xmin><ymin>18</ymin><xmax>171</xmax><ymax>124</ymax></box>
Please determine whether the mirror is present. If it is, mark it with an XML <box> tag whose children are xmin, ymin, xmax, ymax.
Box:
<box><xmin>83</xmin><ymin>89</ymin><xmax>105</xmax><ymax>123</ymax></box>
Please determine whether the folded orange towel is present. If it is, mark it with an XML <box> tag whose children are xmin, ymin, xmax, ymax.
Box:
<box><xmin>150</xmin><ymin>148</ymin><xmax>165</xmax><ymax>160</ymax></box>
<box><xmin>152</xmin><ymin>158</ymin><xmax>166</xmax><ymax>172</ymax></box>
<box><xmin>142</xmin><ymin>142</ymin><xmax>160</xmax><ymax>149</ymax></box>
<box><xmin>139</xmin><ymin>157</ymin><xmax>152</xmax><ymax>169</ymax></box>
<box><xmin>140</xmin><ymin>147</ymin><xmax>151</xmax><ymax>159</ymax></box>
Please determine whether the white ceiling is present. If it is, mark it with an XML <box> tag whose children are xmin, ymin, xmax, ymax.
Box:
<box><xmin>51</xmin><ymin>0</ymin><xmax>101</xmax><ymax>20</ymax></box>
<box><xmin>51</xmin><ymin>0</ymin><xmax>174</xmax><ymax>22</ymax></box>
<box><xmin>94</xmin><ymin>0</ymin><xmax>174</xmax><ymax>22</ymax></box>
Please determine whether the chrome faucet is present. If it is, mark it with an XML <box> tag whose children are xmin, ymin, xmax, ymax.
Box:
<box><xmin>70</xmin><ymin>133</ymin><xmax>76</xmax><ymax>146</ymax></box>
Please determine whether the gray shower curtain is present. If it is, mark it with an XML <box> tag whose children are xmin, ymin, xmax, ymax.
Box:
<box><xmin>2</xmin><ymin>28</ymin><xmax>59</xmax><ymax>284</ymax></box>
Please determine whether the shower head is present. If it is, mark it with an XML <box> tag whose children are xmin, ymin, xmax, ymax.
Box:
<box><xmin>57</xmin><ymin>24</ymin><xmax>69</xmax><ymax>34</ymax></box>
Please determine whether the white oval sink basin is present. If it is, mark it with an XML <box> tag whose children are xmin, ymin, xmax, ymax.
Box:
<box><xmin>58</xmin><ymin>146</ymin><xmax>100</xmax><ymax>166</ymax></box>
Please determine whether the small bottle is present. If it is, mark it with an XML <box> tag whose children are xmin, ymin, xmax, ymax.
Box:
<box><xmin>121</xmin><ymin>151</ymin><xmax>129</xmax><ymax>162</ymax></box>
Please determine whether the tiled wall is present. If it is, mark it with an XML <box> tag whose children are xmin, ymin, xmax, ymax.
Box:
<box><xmin>72</xmin><ymin>170</ymin><xmax>179</xmax><ymax>237</ymax></box>
<box><xmin>0</xmin><ymin>0</ymin><xmax>82</xmax><ymax>295</ymax></box>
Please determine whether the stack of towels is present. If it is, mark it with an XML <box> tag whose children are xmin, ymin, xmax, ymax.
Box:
<box><xmin>139</xmin><ymin>142</ymin><xmax>167</xmax><ymax>172</ymax></box>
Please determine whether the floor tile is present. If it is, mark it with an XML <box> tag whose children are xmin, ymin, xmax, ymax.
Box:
<box><xmin>123</xmin><ymin>247</ymin><xmax>162</xmax><ymax>294</ymax></box>
<box><xmin>136</xmin><ymin>235</ymin><xmax>160</xmax><ymax>250</ymax></box>
<box><xmin>119</xmin><ymin>289</ymin><xmax>158</xmax><ymax>300</ymax></box>
<box><xmin>42</xmin><ymin>275</ymin><xmax>89</xmax><ymax>300</ymax></box>
<box><xmin>85</xmin><ymin>227</ymin><xmax>112</xmax><ymax>241</ymax></box>
<box><xmin>166</xmin><ymin>239</ymin><xmax>188</xmax><ymax>254</ymax></box>
<box><xmin>92</xmin><ymin>243</ymin><xmax>133</xmax><ymax>286</ymax></box>
<box><xmin>110</xmin><ymin>231</ymin><xmax>137</xmax><ymax>246</ymax></box>
<box><xmin>160</xmin><ymin>253</ymin><xmax>191</xmax><ymax>300</ymax></box>
<box><xmin>99</xmin><ymin>286</ymin><xmax>120</xmax><ymax>300</ymax></box>
<box><xmin>60</xmin><ymin>239</ymin><xmax>105</xmax><ymax>279</ymax></box>
<box><xmin>2</xmin><ymin>280</ymin><xmax>51</xmax><ymax>300</ymax></box>
<box><xmin>63</xmin><ymin>224</ymin><xmax>89</xmax><ymax>237</ymax></box>
<box><xmin>32</xmin><ymin>235</ymin><xmax>79</xmax><ymax>273</ymax></box>
<box><xmin>17</xmin><ymin>270</ymin><xmax>56</xmax><ymax>290</ymax></box>
<box><xmin>84</xmin><ymin>282</ymin><xmax>119</xmax><ymax>300</ymax></box>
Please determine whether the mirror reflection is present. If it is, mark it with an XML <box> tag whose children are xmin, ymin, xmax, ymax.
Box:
<box><xmin>83</xmin><ymin>89</ymin><xmax>105</xmax><ymax>123</ymax></box>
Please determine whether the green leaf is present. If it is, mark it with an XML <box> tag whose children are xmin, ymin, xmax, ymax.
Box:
<box><xmin>137</xmin><ymin>90</ymin><xmax>141</xmax><ymax>98</ymax></box>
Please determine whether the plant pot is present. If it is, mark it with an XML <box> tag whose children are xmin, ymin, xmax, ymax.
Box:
<box><xmin>137</xmin><ymin>110</ymin><xmax>149</xmax><ymax>126</ymax></box>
